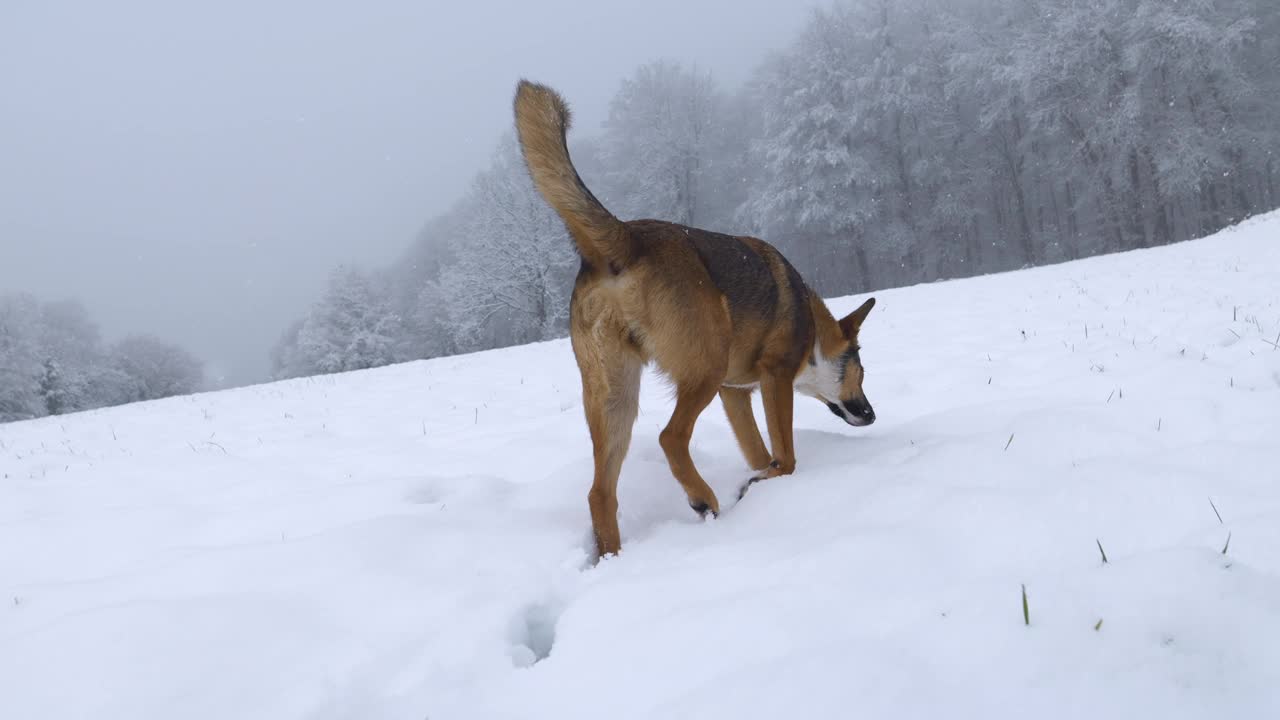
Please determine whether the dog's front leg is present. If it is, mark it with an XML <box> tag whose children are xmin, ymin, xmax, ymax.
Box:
<box><xmin>719</xmin><ymin>386</ymin><xmax>772</xmax><ymax>472</ymax></box>
<box><xmin>738</xmin><ymin>373</ymin><xmax>797</xmax><ymax>500</ymax></box>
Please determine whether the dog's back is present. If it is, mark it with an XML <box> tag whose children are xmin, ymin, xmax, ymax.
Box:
<box><xmin>617</xmin><ymin>220</ymin><xmax>815</xmax><ymax>380</ymax></box>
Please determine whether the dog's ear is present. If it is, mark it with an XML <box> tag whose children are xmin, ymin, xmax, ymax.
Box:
<box><xmin>838</xmin><ymin>297</ymin><xmax>876</xmax><ymax>338</ymax></box>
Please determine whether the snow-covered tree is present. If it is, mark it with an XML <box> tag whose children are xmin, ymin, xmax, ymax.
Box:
<box><xmin>110</xmin><ymin>334</ymin><xmax>205</xmax><ymax>402</ymax></box>
<box><xmin>287</xmin><ymin>266</ymin><xmax>402</xmax><ymax>376</ymax></box>
<box><xmin>406</xmin><ymin>281</ymin><xmax>457</xmax><ymax>360</ymax></box>
<box><xmin>740</xmin><ymin>5</ymin><xmax>868</xmax><ymax>292</ymax></box>
<box><xmin>438</xmin><ymin>134</ymin><xmax>577</xmax><ymax>352</ymax></box>
<box><xmin>268</xmin><ymin>318</ymin><xmax>307</xmax><ymax>380</ymax></box>
<box><xmin>386</xmin><ymin>212</ymin><xmax>462</xmax><ymax>362</ymax></box>
<box><xmin>600</xmin><ymin>61</ymin><xmax>727</xmax><ymax>227</ymax></box>
<box><xmin>744</xmin><ymin>1</ymin><xmax>965</xmax><ymax>289</ymax></box>
<box><xmin>0</xmin><ymin>294</ymin><xmax>43</xmax><ymax>422</ymax></box>
<box><xmin>33</xmin><ymin>299</ymin><xmax>104</xmax><ymax>414</ymax></box>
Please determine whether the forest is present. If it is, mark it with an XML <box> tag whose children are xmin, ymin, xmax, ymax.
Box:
<box><xmin>272</xmin><ymin>0</ymin><xmax>1280</xmax><ymax>380</ymax></box>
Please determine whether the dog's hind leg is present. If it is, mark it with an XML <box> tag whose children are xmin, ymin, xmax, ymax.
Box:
<box><xmin>574</xmin><ymin>332</ymin><xmax>642</xmax><ymax>559</ymax></box>
<box><xmin>659</xmin><ymin>379</ymin><xmax>722</xmax><ymax>518</ymax></box>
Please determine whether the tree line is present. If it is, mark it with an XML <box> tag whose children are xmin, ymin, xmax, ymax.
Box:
<box><xmin>273</xmin><ymin>0</ymin><xmax>1280</xmax><ymax>379</ymax></box>
<box><xmin>1</xmin><ymin>294</ymin><xmax>204</xmax><ymax>423</ymax></box>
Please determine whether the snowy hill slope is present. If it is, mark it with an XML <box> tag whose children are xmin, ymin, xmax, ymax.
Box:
<box><xmin>3</xmin><ymin>215</ymin><xmax>1279</xmax><ymax>719</ymax></box>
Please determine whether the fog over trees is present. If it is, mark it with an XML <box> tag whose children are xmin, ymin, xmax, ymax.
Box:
<box><xmin>273</xmin><ymin>0</ymin><xmax>1280</xmax><ymax>380</ymax></box>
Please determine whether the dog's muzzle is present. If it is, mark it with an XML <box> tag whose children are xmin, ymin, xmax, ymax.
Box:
<box><xmin>827</xmin><ymin>399</ymin><xmax>876</xmax><ymax>426</ymax></box>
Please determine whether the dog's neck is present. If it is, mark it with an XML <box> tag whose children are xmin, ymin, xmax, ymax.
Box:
<box><xmin>807</xmin><ymin>293</ymin><xmax>847</xmax><ymax>362</ymax></box>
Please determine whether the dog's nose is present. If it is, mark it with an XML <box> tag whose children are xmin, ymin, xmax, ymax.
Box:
<box><xmin>843</xmin><ymin>400</ymin><xmax>875</xmax><ymax>424</ymax></box>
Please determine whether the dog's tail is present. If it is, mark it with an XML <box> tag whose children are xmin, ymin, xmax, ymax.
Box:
<box><xmin>513</xmin><ymin>80</ymin><xmax>629</xmax><ymax>271</ymax></box>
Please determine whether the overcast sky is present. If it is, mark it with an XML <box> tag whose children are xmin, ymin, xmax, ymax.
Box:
<box><xmin>0</xmin><ymin>0</ymin><xmax>814</xmax><ymax>386</ymax></box>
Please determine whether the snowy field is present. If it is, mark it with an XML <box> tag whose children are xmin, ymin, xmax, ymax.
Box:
<box><xmin>3</xmin><ymin>215</ymin><xmax>1279</xmax><ymax>720</ymax></box>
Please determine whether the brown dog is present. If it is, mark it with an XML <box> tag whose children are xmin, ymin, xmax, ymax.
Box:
<box><xmin>513</xmin><ymin>80</ymin><xmax>877</xmax><ymax>557</ymax></box>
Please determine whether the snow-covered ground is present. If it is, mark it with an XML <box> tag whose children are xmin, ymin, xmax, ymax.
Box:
<box><xmin>3</xmin><ymin>215</ymin><xmax>1279</xmax><ymax>720</ymax></box>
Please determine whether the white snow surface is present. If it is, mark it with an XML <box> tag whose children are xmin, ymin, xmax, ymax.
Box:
<box><xmin>3</xmin><ymin>215</ymin><xmax>1280</xmax><ymax>720</ymax></box>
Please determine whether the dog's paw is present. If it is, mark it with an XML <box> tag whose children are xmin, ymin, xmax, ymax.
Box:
<box><xmin>738</xmin><ymin>460</ymin><xmax>793</xmax><ymax>501</ymax></box>
<box><xmin>689</xmin><ymin>500</ymin><xmax>718</xmax><ymax>519</ymax></box>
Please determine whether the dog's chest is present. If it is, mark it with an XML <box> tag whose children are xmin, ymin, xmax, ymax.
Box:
<box><xmin>794</xmin><ymin>352</ymin><xmax>840</xmax><ymax>399</ymax></box>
